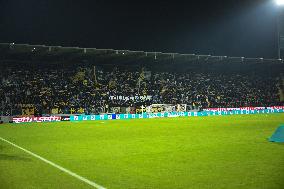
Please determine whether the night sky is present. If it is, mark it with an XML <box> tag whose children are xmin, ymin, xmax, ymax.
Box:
<box><xmin>0</xmin><ymin>0</ymin><xmax>281</xmax><ymax>58</ymax></box>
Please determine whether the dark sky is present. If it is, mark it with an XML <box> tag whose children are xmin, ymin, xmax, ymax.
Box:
<box><xmin>0</xmin><ymin>0</ymin><xmax>281</xmax><ymax>58</ymax></box>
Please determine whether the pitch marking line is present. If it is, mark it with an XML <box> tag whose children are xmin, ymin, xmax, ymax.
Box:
<box><xmin>0</xmin><ymin>137</ymin><xmax>106</xmax><ymax>189</ymax></box>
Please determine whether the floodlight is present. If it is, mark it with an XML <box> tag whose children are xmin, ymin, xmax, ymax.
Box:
<box><xmin>276</xmin><ymin>0</ymin><xmax>284</xmax><ymax>6</ymax></box>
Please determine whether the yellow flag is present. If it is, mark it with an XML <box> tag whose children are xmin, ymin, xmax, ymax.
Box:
<box><xmin>78</xmin><ymin>107</ymin><xmax>84</xmax><ymax>114</ymax></box>
<box><xmin>70</xmin><ymin>108</ymin><xmax>76</xmax><ymax>114</ymax></box>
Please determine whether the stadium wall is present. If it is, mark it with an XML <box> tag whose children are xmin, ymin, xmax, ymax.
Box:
<box><xmin>10</xmin><ymin>106</ymin><xmax>284</xmax><ymax>124</ymax></box>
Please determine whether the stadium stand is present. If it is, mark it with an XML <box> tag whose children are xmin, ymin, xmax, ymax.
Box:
<box><xmin>0</xmin><ymin>43</ymin><xmax>284</xmax><ymax>116</ymax></box>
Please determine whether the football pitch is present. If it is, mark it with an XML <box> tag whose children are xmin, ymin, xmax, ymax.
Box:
<box><xmin>0</xmin><ymin>114</ymin><xmax>284</xmax><ymax>189</ymax></box>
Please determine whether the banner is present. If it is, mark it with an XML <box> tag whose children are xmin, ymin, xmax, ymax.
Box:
<box><xmin>21</xmin><ymin>104</ymin><xmax>35</xmax><ymax>115</ymax></box>
<box><xmin>146</xmin><ymin>104</ymin><xmax>176</xmax><ymax>113</ymax></box>
<box><xmin>70</xmin><ymin>108</ymin><xmax>284</xmax><ymax>122</ymax></box>
<box><xmin>61</xmin><ymin>116</ymin><xmax>70</xmax><ymax>121</ymax></box>
<box><xmin>13</xmin><ymin>116</ymin><xmax>61</xmax><ymax>123</ymax></box>
<box><xmin>111</xmin><ymin>107</ymin><xmax>121</xmax><ymax>114</ymax></box>
<box><xmin>109</xmin><ymin>95</ymin><xmax>152</xmax><ymax>100</ymax></box>
<box><xmin>203</xmin><ymin>107</ymin><xmax>267</xmax><ymax>111</ymax></box>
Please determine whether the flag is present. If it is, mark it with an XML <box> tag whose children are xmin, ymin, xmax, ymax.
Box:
<box><xmin>137</xmin><ymin>68</ymin><xmax>145</xmax><ymax>84</ymax></box>
<box><xmin>72</xmin><ymin>68</ymin><xmax>85</xmax><ymax>83</ymax></box>
<box><xmin>70</xmin><ymin>108</ymin><xmax>76</xmax><ymax>114</ymax></box>
<box><xmin>21</xmin><ymin>105</ymin><xmax>35</xmax><ymax>115</ymax></box>
<box><xmin>78</xmin><ymin>107</ymin><xmax>84</xmax><ymax>114</ymax></box>
<box><xmin>206</xmin><ymin>97</ymin><xmax>211</xmax><ymax>107</ymax></box>
<box><xmin>109</xmin><ymin>80</ymin><xmax>116</xmax><ymax>88</ymax></box>
<box><xmin>51</xmin><ymin>108</ymin><xmax>59</xmax><ymax>114</ymax></box>
<box><xmin>83</xmin><ymin>79</ymin><xmax>88</xmax><ymax>86</ymax></box>
<box><xmin>4</xmin><ymin>109</ymin><xmax>11</xmax><ymax>116</ymax></box>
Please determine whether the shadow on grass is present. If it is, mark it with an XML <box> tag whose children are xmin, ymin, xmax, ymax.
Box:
<box><xmin>269</xmin><ymin>141</ymin><xmax>284</xmax><ymax>146</ymax></box>
<box><xmin>0</xmin><ymin>154</ymin><xmax>32</xmax><ymax>161</ymax></box>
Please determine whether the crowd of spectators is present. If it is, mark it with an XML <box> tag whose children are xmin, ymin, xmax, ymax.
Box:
<box><xmin>0</xmin><ymin>64</ymin><xmax>283</xmax><ymax>116</ymax></box>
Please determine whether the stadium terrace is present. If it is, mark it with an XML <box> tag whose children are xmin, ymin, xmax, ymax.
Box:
<box><xmin>0</xmin><ymin>43</ymin><xmax>283</xmax><ymax>123</ymax></box>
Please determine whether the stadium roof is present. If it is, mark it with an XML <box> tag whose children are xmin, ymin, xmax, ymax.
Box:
<box><xmin>0</xmin><ymin>43</ymin><xmax>283</xmax><ymax>65</ymax></box>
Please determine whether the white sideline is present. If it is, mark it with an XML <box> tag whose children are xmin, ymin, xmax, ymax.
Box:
<box><xmin>0</xmin><ymin>137</ymin><xmax>106</xmax><ymax>189</ymax></box>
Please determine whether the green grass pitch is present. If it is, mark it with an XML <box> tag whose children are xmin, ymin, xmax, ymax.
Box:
<box><xmin>0</xmin><ymin>114</ymin><xmax>284</xmax><ymax>189</ymax></box>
